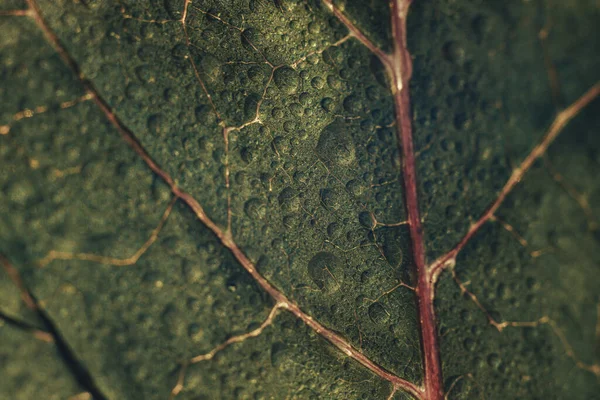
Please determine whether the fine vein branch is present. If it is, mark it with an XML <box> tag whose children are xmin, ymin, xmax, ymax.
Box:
<box><xmin>451</xmin><ymin>270</ymin><xmax>600</xmax><ymax>377</ymax></box>
<box><xmin>429</xmin><ymin>81</ymin><xmax>600</xmax><ymax>280</ymax></box>
<box><xmin>37</xmin><ymin>197</ymin><xmax>177</xmax><ymax>268</ymax></box>
<box><xmin>321</xmin><ymin>0</ymin><xmax>392</xmax><ymax>71</ymax></box>
<box><xmin>22</xmin><ymin>1</ymin><xmax>423</xmax><ymax>398</ymax></box>
<box><xmin>170</xmin><ymin>304</ymin><xmax>283</xmax><ymax>399</ymax></box>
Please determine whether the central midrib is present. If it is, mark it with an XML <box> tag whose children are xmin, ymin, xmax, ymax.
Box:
<box><xmin>388</xmin><ymin>1</ymin><xmax>445</xmax><ymax>399</ymax></box>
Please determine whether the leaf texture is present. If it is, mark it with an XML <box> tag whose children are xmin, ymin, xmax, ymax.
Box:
<box><xmin>0</xmin><ymin>0</ymin><xmax>599</xmax><ymax>399</ymax></box>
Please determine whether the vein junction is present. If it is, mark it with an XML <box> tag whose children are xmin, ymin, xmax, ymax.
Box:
<box><xmin>3</xmin><ymin>1</ymin><xmax>598</xmax><ymax>399</ymax></box>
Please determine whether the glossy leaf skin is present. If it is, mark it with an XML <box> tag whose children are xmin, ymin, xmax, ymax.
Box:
<box><xmin>0</xmin><ymin>1</ymin><xmax>598</xmax><ymax>400</ymax></box>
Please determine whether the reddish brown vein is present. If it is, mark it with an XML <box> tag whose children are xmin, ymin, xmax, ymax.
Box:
<box><xmin>321</xmin><ymin>0</ymin><xmax>393</xmax><ymax>71</ymax></box>
<box><xmin>0</xmin><ymin>254</ymin><xmax>38</xmax><ymax>312</ymax></box>
<box><xmin>0</xmin><ymin>255</ymin><xmax>54</xmax><ymax>341</ymax></box>
<box><xmin>388</xmin><ymin>0</ymin><xmax>444</xmax><ymax>399</ymax></box>
<box><xmin>23</xmin><ymin>1</ymin><xmax>423</xmax><ymax>397</ymax></box>
<box><xmin>322</xmin><ymin>0</ymin><xmax>444</xmax><ymax>397</ymax></box>
<box><xmin>429</xmin><ymin>81</ymin><xmax>600</xmax><ymax>281</ymax></box>
<box><xmin>0</xmin><ymin>254</ymin><xmax>107</xmax><ymax>398</ymax></box>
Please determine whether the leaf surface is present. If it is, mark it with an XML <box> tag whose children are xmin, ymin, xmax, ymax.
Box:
<box><xmin>0</xmin><ymin>0</ymin><xmax>599</xmax><ymax>399</ymax></box>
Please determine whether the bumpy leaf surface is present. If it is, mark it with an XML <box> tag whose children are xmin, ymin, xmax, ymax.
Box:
<box><xmin>0</xmin><ymin>0</ymin><xmax>598</xmax><ymax>399</ymax></box>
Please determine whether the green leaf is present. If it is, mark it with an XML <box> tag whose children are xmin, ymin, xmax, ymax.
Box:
<box><xmin>1</xmin><ymin>0</ymin><xmax>598</xmax><ymax>399</ymax></box>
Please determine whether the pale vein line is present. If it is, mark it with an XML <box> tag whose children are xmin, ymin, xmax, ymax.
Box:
<box><xmin>387</xmin><ymin>386</ymin><xmax>398</xmax><ymax>400</ymax></box>
<box><xmin>429</xmin><ymin>82</ymin><xmax>600</xmax><ymax>281</ymax></box>
<box><xmin>190</xmin><ymin>303</ymin><xmax>282</xmax><ymax>363</ymax></box>
<box><xmin>170</xmin><ymin>303</ymin><xmax>283</xmax><ymax>399</ymax></box>
<box><xmin>0</xmin><ymin>93</ymin><xmax>93</xmax><ymax>135</ymax></box>
<box><xmin>22</xmin><ymin>2</ymin><xmax>423</xmax><ymax>397</ymax></box>
<box><xmin>37</xmin><ymin>197</ymin><xmax>177</xmax><ymax>268</ymax></box>
<box><xmin>320</xmin><ymin>0</ymin><xmax>392</xmax><ymax>70</ymax></box>
<box><xmin>0</xmin><ymin>9</ymin><xmax>31</xmax><ymax>16</ymax></box>
<box><xmin>452</xmin><ymin>269</ymin><xmax>600</xmax><ymax>377</ymax></box>
<box><xmin>443</xmin><ymin>374</ymin><xmax>472</xmax><ymax>400</ymax></box>
<box><xmin>290</xmin><ymin>33</ymin><xmax>353</xmax><ymax>69</ymax></box>
<box><xmin>0</xmin><ymin>309</ymin><xmax>54</xmax><ymax>343</ymax></box>
<box><xmin>181</xmin><ymin>0</ymin><xmax>221</xmax><ymax>121</ymax></box>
